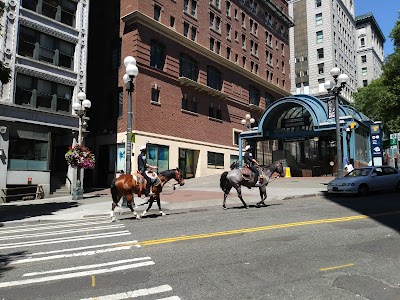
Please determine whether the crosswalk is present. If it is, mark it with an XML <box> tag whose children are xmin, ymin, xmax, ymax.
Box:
<box><xmin>0</xmin><ymin>216</ymin><xmax>180</xmax><ymax>300</ymax></box>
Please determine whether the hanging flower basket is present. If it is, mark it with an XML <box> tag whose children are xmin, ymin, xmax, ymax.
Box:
<box><xmin>65</xmin><ymin>145</ymin><xmax>95</xmax><ymax>169</ymax></box>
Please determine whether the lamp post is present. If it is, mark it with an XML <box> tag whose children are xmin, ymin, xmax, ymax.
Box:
<box><xmin>324</xmin><ymin>67</ymin><xmax>349</xmax><ymax>178</ymax></box>
<box><xmin>122</xmin><ymin>56</ymin><xmax>139</xmax><ymax>175</ymax></box>
<box><xmin>241</xmin><ymin>113</ymin><xmax>255</xmax><ymax>130</ymax></box>
<box><xmin>72</xmin><ymin>91</ymin><xmax>91</xmax><ymax>200</ymax></box>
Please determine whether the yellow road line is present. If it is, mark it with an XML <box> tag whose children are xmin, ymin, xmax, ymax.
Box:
<box><xmin>320</xmin><ymin>263</ymin><xmax>355</xmax><ymax>271</ymax></box>
<box><xmin>91</xmin><ymin>275</ymin><xmax>96</xmax><ymax>287</ymax></box>
<box><xmin>118</xmin><ymin>210</ymin><xmax>400</xmax><ymax>247</ymax></box>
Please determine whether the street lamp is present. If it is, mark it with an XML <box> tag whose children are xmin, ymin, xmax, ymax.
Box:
<box><xmin>122</xmin><ymin>56</ymin><xmax>139</xmax><ymax>175</ymax></box>
<box><xmin>241</xmin><ymin>113</ymin><xmax>255</xmax><ymax>130</ymax></box>
<box><xmin>72</xmin><ymin>91</ymin><xmax>91</xmax><ymax>200</ymax></box>
<box><xmin>324</xmin><ymin>67</ymin><xmax>349</xmax><ymax>178</ymax></box>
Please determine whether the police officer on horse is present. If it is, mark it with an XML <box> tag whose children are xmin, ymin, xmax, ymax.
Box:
<box><xmin>137</xmin><ymin>145</ymin><xmax>158</xmax><ymax>197</ymax></box>
<box><xmin>244</xmin><ymin>145</ymin><xmax>261</xmax><ymax>187</ymax></box>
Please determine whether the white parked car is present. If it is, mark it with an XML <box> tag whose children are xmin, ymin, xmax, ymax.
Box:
<box><xmin>327</xmin><ymin>166</ymin><xmax>400</xmax><ymax>196</ymax></box>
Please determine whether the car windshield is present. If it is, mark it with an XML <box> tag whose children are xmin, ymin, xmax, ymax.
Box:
<box><xmin>345</xmin><ymin>168</ymin><xmax>371</xmax><ymax>177</ymax></box>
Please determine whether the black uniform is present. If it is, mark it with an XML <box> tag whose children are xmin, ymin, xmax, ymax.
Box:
<box><xmin>138</xmin><ymin>151</ymin><xmax>152</xmax><ymax>196</ymax></box>
<box><xmin>244</xmin><ymin>151</ymin><xmax>259</xmax><ymax>183</ymax></box>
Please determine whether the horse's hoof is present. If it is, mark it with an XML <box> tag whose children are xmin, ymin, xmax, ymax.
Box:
<box><xmin>160</xmin><ymin>211</ymin><xmax>166</xmax><ymax>216</ymax></box>
<box><xmin>141</xmin><ymin>211</ymin><xmax>147</xmax><ymax>217</ymax></box>
<box><xmin>245</xmin><ymin>206</ymin><xmax>249</xmax><ymax>209</ymax></box>
<box><xmin>111</xmin><ymin>217</ymin><xmax>117</xmax><ymax>222</ymax></box>
<box><xmin>223</xmin><ymin>206</ymin><xmax>227</xmax><ymax>210</ymax></box>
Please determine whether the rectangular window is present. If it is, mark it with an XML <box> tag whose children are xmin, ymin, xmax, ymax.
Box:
<box><xmin>361</xmin><ymin>55</ymin><xmax>367</xmax><ymax>63</ymax></box>
<box><xmin>170</xmin><ymin>16</ymin><xmax>175</xmax><ymax>28</ymax></box>
<box><xmin>184</xmin><ymin>22</ymin><xmax>189</xmax><ymax>37</ymax></box>
<box><xmin>226</xmin><ymin>1</ymin><xmax>231</xmax><ymax>16</ymax></box>
<box><xmin>363</xmin><ymin>80</ymin><xmax>368</xmax><ymax>87</ymax></box>
<box><xmin>147</xmin><ymin>144</ymin><xmax>169</xmax><ymax>172</ymax></box>
<box><xmin>318</xmin><ymin>63</ymin><xmax>324</xmax><ymax>74</ymax></box>
<box><xmin>151</xmin><ymin>88</ymin><xmax>160</xmax><ymax>103</ymax></box>
<box><xmin>191</xmin><ymin>27</ymin><xmax>197</xmax><ymax>41</ymax></box>
<box><xmin>8</xmin><ymin>137</ymin><xmax>48</xmax><ymax>171</ymax></box>
<box><xmin>241</xmin><ymin>12</ymin><xmax>246</xmax><ymax>28</ymax></box>
<box><xmin>315</xmin><ymin>13</ymin><xmax>322</xmax><ymax>25</ymax></box>
<box><xmin>150</xmin><ymin>40</ymin><xmax>166</xmax><ymax>70</ymax></box>
<box><xmin>207</xmin><ymin>66</ymin><xmax>222</xmax><ymax>90</ymax></box>
<box><xmin>18</xmin><ymin>26</ymin><xmax>75</xmax><ymax>70</ymax></box>
<box><xmin>362</xmin><ymin>67</ymin><xmax>367</xmax><ymax>76</ymax></box>
<box><xmin>22</xmin><ymin>0</ymin><xmax>77</xmax><ymax>27</ymax></box>
<box><xmin>207</xmin><ymin>151</ymin><xmax>224</xmax><ymax>169</ymax></box>
<box><xmin>226</xmin><ymin>47</ymin><xmax>231</xmax><ymax>60</ymax></box>
<box><xmin>191</xmin><ymin>0</ymin><xmax>197</xmax><ymax>17</ymax></box>
<box><xmin>180</xmin><ymin>53</ymin><xmax>198</xmax><ymax>81</ymax></box>
<box><xmin>249</xmin><ymin>85</ymin><xmax>260</xmax><ymax>106</ymax></box>
<box><xmin>184</xmin><ymin>0</ymin><xmax>189</xmax><ymax>12</ymax></box>
<box><xmin>317</xmin><ymin>48</ymin><xmax>324</xmax><ymax>59</ymax></box>
<box><xmin>154</xmin><ymin>4</ymin><xmax>161</xmax><ymax>21</ymax></box>
<box><xmin>315</xmin><ymin>0</ymin><xmax>321</xmax><ymax>8</ymax></box>
<box><xmin>360</xmin><ymin>38</ymin><xmax>365</xmax><ymax>47</ymax></box>
<box><xmin>182</xmin><ymin>95</ymin><xmax>197</xmax><ymax>113</ymax></box>
<box><xmin>15</xmin><ymin>73</ymin><xmax>73</xmax><ymax>113</ymax></box>
<box><xmin>226</xmin><ymin>23</ymin><xmax>231</xmax><ymax>39</ymax></box>
<box><xmin>316</xmin><ymin>31</ymin><xmax>323</xmax><ymax>43</ymax></box>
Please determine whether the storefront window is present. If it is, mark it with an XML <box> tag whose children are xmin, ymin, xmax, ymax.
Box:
<box><xmin>8</xmin><ymin>138</ymin><xmax>48</xmax><ymax>170</ymax></box>
<box><xmin>208</xmin><ymin>151</ymin><xmax>224</xmax><ymax>168</ymax></box>
<box><xmin>147</xmin><ymin>144</ymin><xmax>169</xmax><ymax>172</ymax></box>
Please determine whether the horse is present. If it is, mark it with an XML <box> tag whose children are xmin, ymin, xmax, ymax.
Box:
<box><xmin>110</xmin><ymin>168</ymin><xmax>185</xmax><ymax>221</ymax></box>
<box><xmin>219</xmin><ymin>162</ymin><xmax>285</xmax><ymax>209</ymax></box>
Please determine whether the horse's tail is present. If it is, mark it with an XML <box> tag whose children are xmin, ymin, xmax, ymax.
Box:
<box><xmin>220</xmin><ymin>171</ymin><xmax>230</xmax><ymax>192</ymax></box>
<box><xmin>110</xmin><ymin>178</ymin><xmax>119</xmax><ymax>203</ymax></box>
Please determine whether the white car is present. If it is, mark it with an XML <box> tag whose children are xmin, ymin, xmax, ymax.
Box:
<box><xmin>327</xmin><ymin>166</ymin><xmax>400</xmax><ymax>196</ymax></box>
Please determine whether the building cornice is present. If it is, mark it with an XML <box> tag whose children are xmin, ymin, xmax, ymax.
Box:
<box><xmin>122</xmin><ymin>11</ymin><xmax>291</xmax><ymax>98</ymax></box>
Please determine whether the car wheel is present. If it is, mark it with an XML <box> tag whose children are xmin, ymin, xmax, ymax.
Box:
<box><xmin>358</xmin><ymin>184</ymin><xmax>369</xmax><ymax>196</ymax></box>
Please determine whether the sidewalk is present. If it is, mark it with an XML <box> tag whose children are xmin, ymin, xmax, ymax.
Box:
<box><xmin>0</xmin><ymin>175</ymin><xmax>333</xmax><ymax>223</ymax></box>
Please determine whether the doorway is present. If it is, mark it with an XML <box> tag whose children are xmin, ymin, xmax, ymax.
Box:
<box><xmin>179</xmin><ymin>148</ymin><xmax>195</xmax><ymax>179</ymax></box>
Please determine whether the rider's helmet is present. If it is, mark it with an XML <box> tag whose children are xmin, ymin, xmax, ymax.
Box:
<box><xmin>245</xmin><ymin>145</ymin><xmax>252</xmax><ymax>151</ymax></box>
<box><xmin>139</xmin><ymin>145</ymin><xmax>147</xmax><ymax>152</ymax></box>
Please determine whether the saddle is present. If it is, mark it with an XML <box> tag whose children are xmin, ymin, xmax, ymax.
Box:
<box><xmin>241</xmin><ymin>165</ymin><xmax>264</xmax><ymax>184</ymax></box>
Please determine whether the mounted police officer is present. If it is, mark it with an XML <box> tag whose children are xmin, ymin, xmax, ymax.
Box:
<box><xmin>244</xmin><ymin>145</ymin><xmax>261</xmax><ymax>186</ymax></box>
<box><xmin>137</xmin><ymin>145</ymin><xmax>157</xmax><ymax>197</ymax></box>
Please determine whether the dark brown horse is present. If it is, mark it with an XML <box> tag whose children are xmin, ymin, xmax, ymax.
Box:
<box><xmin>110</xmin><ymin>168</ymin><xmax>185</xmax><ymax>221</ymax></box>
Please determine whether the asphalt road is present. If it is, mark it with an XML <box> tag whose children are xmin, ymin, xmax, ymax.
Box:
<box><xmin>1</xmin><ymin>192</ymin><xmax>399</xmax><ymax>300</ymax></box>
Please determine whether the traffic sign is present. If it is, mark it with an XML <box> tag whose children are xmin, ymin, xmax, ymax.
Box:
<box><xmin>390</xmin><ymin>133</ymin><xmax>397</xmax><ymax>146</ymax></box>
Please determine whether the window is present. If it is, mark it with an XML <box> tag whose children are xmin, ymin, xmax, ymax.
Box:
<box><xmin>233</xmin><ymin>131</ymin><xmax>240</xmax><ymax>146</ymax></box>
<box><xmin>249</xmin><ymin>85</ymin><xmax>260</xmax><ymax>106</ymax></box>
<box><xmin>216</xmin><ymin>41</ymin><xmax>221</xmax><ymax>54</ymax></box>
<box><xmin>241</xmin><ymin>12</ymin><xmax>246</xmax><ymax>27</ymax></box>
<box><xmin>150</xmin><ymin>40</ymin><xmax>166</xmax><ymax>70</ymax></box>
<box><xmin>151</xmin><ymin>87</ymin><xmax>160</xmax><ymax>103</ymax></box>
<box><xmin>184</xmin><ymin>22</ymin><xmax>189</xmax><ymax>37</ymax></box>
<box><xmin>362</xmin><ymin>67</ymin><xmax>367</xmax><ymax>76</ymax></box>
<box><xmin>226</xmin><ymin>47</ymin><xmax>231</xmax><ymax>60</ymax></box>
<box><xmin>22</xmin><ymin>0</ymin><xmax>77</xmax><ymax>27</ymax></box>
<box><xmin>242</xmin><ymin>34</ymin><xmax>246</xmax><ymax>49</ymax></box>
<box><xmin>360</xmin><ymin>37</ymin><xmax>365</xmax><ymax>47</ymax></box>
<box><xmin>265</xmin><ymin>92</ymin><xmax>274</xmax><ymax>107</ymax></box>
<box><xmin>316</xmin><ymin>13</ymin><xmax>322</xmax><ymax>25</ymax></box>
<box><xmin>316</xmin><ymin>31</ymin><xmax>323</xmax><ymax>43</ymax></box>
<box><xmin>15</xmin><ymin>73</ymin><xmax>73</xmax><ymax>113</ymax></box>
<box><xmin>226</xmin><ymin>1</ymin><xmax>231</xmax><ymax>16</ymax></box>
<box><xmin>361</xmin><ymin>55</ymin><xmax>366</xmax><ymax>63</ymax></box>
<box><xmin>318</xmin><ymin>63</ymin><xmax>324</xmax><ymax>74</ymax></box>
<box><xmin>191</xmin><ymin>0</ymin><xmax>197</xmax><ymax>17</ymax></box>
<box><xmin>182</xmin><ymin>95</ymin><xmax>197</xmax><ymax>113</ymax></box>
<box><xmin>363</xmin><ymin>80</ymin><xmax>368</xmax><ymax>87</ymax></box>
<box><xmin>184</xmin><ymin>0</ymin><xmax>189</xmax><ymax>12</ymax></box>
<box><xmin>317</xmin><ymin>48</ymin><xmax>324</xmax><ymax>59</ymax></box>
<box><xmin>191</xmin><ymin>27</ymin><xmax>197</xmax><ymax>41</ymax></box>
<box><xmin>207</xmin><ymin>151</ymin><xmax>224</xmax><ymax>169</ymax></box>
<box><xmin>207</xmin><ymin>66</ymin><xmax>222</xmax><ymax>90</ymax></box>
<box><xmin>315</xmin><ymin>0</ymin><xmax>321</xmax><ymax>8</ymax></box>
<box><xmin>18</xmin><ymin>26</ymin><xmax>75</xmax><ymax>69</ymax></box>
<box><xmin>210</xmin><ymin>0</ymin><xmax>220</xmax><ymax>9</ymax></box>
<box><xmin>154</xmin><ymin>4</ymin><xmax>161</xmax><ymax>21</ymax></box>
<box><xmin>8</xmin><ymin>136</ymin><xmax>49</xmax><ymax>171</ymax></box>
<box><xmin>210</xmin><ymin>37</ymin><xmax>215</xmax><ymax>51</ymax></box>
<box><xmin>170</xmin><ymin>16</ymin><xmax>175</xmax><ymax>28</ymax></box>
<box><xmin>184</xmin><ymin>0</ymin><xmax>197</xmax><ymax>17</ymax></box>
<box><xmin>226</xmin><ymin>23</ymin><xmax>231</xmax><ymax>39</ymax></box>
<box><xmin>147</xmin><ymin>144</ymin><xmax>169</xmax><ymax>172</ymax></box>
<box><xmin>180</xmin><ymin>53</ymin><xmax>198</xmax><ymax>81</ymax></box>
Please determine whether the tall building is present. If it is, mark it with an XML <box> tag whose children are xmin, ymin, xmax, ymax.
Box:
<box><xmin>0</xmin><ymin>0</ymin><xmax>90</xmax><ymax>200</ymax></box>
<box><xmin>87</xmin><ymin>0</ymin><xmax>294</xmax><ymax>186</ymax></box>
<box><xmin>355</xmin><ymin>12</ymin><xmax>385</xmax><ymax>88</ymax></box>
<box><xmin>288</xmin><ymin>0</ymin><xmax>357</xmax><ymax>103</ymax></box>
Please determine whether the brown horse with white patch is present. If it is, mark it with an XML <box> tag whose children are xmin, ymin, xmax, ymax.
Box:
<box><xmin>110</xmin><ymin>168</ymin><xmax>185</xmax><ymax>221</ymax></box>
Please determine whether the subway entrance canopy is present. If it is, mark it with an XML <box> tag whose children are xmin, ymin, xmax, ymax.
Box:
<box><xmin>239</xmin><ymin>95</ymin><xmax>374</xmax><ymax>177</ymax></box>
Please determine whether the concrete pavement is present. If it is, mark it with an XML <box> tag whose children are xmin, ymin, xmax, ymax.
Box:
<box><xmin>0</xmin><ymin>175</ymin><xmax>334</xmax><ymax>223</ymax></box>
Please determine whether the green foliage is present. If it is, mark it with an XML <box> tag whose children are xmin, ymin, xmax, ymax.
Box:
<box><xmin>353</xmin><ymin>14</ymin><xmax>400</xmax><ymax>134</ymax></box>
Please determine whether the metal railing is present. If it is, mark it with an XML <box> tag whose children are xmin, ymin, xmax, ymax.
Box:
<box><xmin>1</xmin><ymin>185</ymin><xmax>45</xmax><ymax>202</ymax></box>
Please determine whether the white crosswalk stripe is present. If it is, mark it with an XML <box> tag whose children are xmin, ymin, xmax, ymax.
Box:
<box><xmin>0</xmin><ymin>217</ymin><xmax>181</xmax><ymax>299</ymax></box>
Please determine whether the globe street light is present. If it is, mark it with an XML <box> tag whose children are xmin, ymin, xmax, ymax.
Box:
<box><xmin>123</xmin><ymin>56</ymin><xmax>139</xmax><ymax>175</ymax></box>
<box><xmin>72</xmin><ymin>91</ymin><xmax>91</xmax><ymax>200</ymax></box>
<box><xmin>324</xmin><ymin>67</ymin><xmax>349</xmax><ymax>178</ymax></box>
<box><xmin>241</xmin><ymin>113</ymin><xmax>255</xmax><ymax>130</ymax></box>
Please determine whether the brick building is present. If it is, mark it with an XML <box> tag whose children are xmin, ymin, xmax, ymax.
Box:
<box><xmin>87</xmin><ymin>0</ymin><xmax>294</xmax><ymax>187</ymax></box>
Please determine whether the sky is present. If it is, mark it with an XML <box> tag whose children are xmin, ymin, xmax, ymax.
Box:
<box><xmin>354</xmin><ymin>0</ymin><xmax>399</xmax><ymax>57</ymax></box>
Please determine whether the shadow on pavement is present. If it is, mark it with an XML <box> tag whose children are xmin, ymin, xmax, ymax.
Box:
<box><xmin>0</xmin><ymin>201</ymin><xmax>79</xmax><ymax>223</ymax></box>
<box><xmin>0</xmin><ymin>251</ymin><xmax>29</xmax><ymax>279</ymax></box>
<box><xmin>322</xmin><ymin>191</ymin><xmax>400</xmax><ymax>232</ymax></box>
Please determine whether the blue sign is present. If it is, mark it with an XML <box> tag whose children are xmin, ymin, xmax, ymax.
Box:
<box><xmin>370</xmin><ymin>124</ymin><xmax>383</xmax><ymax>158</ymax></box>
